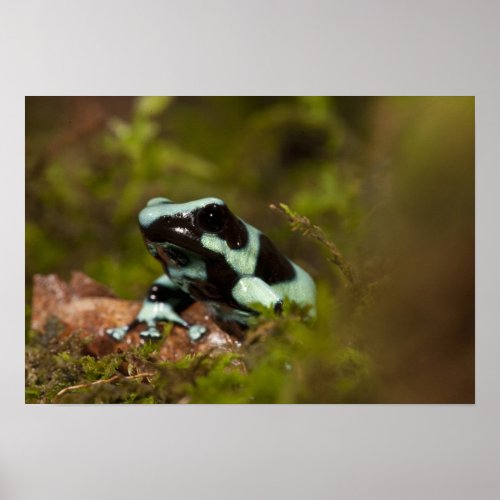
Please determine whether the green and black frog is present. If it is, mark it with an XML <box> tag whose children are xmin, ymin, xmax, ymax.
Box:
<box><xmin>107</xmin><ymin>197</ymin><xmax>316</xmax><ymax>342</ymax></box>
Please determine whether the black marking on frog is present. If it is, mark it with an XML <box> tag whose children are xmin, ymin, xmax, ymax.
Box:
<box><xmin>254</xmin><ymin>234</ymin><xmax>296</xmax><ymax>284</ymax></box>
<box><xmin>148</xmin><ymin>283</ymin><xmax>194</xmax><ymax>312</ymax></box>
<box><xmin>141</xmin><ymin>204</ymin><xmax>248</xmax><ymax>254</ymax></box>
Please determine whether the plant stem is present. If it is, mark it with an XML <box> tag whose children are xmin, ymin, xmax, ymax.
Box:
<box><xmin>53</xmin><ymin>372</ymin><xmax>155</xmax><ymax>401</ymax></box>
<box><xmin>270</xmin><ymin>203</ymin><xmax>360</xmax><ymax>287</ymax></box>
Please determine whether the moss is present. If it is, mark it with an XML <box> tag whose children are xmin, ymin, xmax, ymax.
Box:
<box><xmin>25</xmin><ymin>291</ymin><xmax>374</xmax><ymax>404</ymax></box>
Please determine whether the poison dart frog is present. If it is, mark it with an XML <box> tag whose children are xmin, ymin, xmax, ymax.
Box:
<box><xmin>106</xmin><ymin>197</ymin><xmax>316</xmax><ymax>342</ymax></box>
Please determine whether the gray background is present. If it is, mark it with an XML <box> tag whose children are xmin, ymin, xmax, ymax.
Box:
<box><xmin>1</xmin><ymin>0</ymin><xmax>498</xmax><ymax>499</ymax></box>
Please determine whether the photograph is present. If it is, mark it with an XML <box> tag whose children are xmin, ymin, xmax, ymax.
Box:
<box><xmin>25</xmin><ymin>96</ymin><xmax>474</xmax><ymax>404</ymax></box>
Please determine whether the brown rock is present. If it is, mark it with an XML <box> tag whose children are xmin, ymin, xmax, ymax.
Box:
<box><xmin>31</xmin><ymin>272</ymin><xmax>140</xmax><ymax>334</ymax></box>
<box><xmin>69</xmin><ymin>271</ymin><xmax>117</xmax><ymax>298</ymax></box>
<box><xmin>159</xmin><ymin>302</ymin><xmax>241</xmax><ymax>361</ymax></box>
<box><xmin>30</xmin><ymin>272</ymin><xmax>240</xmax><ymax>361</ymax></box>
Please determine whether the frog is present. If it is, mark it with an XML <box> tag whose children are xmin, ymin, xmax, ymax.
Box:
<box><xmin>106</xmin><ymin>196</ymin><xmax>316</xmax><ymax>342</ymax></box>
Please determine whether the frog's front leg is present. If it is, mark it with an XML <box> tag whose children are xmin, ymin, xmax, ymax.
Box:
<box><xmin>136</xmin><ymin>295</ymin><xmax>190</xmax><ymax>340</ymax></box>
<box><xmin>106</xmin><ymin>274</ymin><xmax>203</xmax><ymax>341</ymax></box>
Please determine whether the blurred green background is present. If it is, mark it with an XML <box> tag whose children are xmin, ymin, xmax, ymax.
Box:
<box><xmin>25</xmin><ymin>96</ymin><xmax>474</xmax><ymax>403</ymax></box>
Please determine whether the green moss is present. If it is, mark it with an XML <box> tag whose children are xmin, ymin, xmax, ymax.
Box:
<box><xmin>25</xmin><ymin>293</ymin><xmax>374</xmax><ymax>404</ymax></box>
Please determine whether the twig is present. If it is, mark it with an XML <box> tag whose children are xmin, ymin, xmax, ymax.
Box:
<box><xmin>54</xmin><ymin>372</ymin><xmax>155</xmax><ymax>400</ymax></box>
<box><xmin>270</xmin><ymin>203</ymin><xmax>360</xmax><ymax>287</ymax></box>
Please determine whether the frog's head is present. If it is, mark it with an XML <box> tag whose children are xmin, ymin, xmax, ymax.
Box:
<box><xmin>138</xmin><ymin>197</ymin><xmax>249</xmax><ymax>268</ymax></box>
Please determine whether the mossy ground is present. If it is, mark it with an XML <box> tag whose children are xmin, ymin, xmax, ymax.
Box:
<box><xmin>25</xmin><ymin>305</ymin><xmax>375</xmax><ymax>404</ymax></box>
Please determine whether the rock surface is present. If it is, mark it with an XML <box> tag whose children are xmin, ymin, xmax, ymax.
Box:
<box><xmin>31</xmin><ymin>271</ymin><xmax>240</xmax><ymax>361</ymax></box>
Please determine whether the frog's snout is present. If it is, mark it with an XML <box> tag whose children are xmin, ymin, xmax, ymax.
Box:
<box><xmin>139</xmin><ymin>207</ymin><xmax>162</xmax><ymax>230</ymax></box>
<box><xmin>139</xmin><ymin>198</ymin><xmax>173</xmax><ymax>230</ymax></box>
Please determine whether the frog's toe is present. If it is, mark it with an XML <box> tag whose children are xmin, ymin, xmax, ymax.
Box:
<box><xmin>106</xmin><ymin>326</ymin><xmax>129</xmax><ymax>342</ymax></box>
<box><xmin>274</xmin><ymin>300</ymin><xmax>284</xmax><ymax>315</ymax></box>
<box><xmin>188</xmin><ymin>324</ymin><xmax>207</xmax><ymax>342</ymax></box>
<box><xmin>140</xmin><ymin>326</ymin><xmax>162</xmax><ymax>341</ymax></box>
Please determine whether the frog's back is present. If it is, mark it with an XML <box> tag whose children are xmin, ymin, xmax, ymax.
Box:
<box><xmin>242</xmin><ymin>222</ymin><xmax>316</xmax><ymax>315</ymax></box>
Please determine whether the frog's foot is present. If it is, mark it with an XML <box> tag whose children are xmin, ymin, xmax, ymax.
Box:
<box><xmin>140</xmin><ymin>326</ymin><xmax>162</xmax><ymax>341</ymax></box>
<box><xmin>274</xmin><ymin>300</ymin><xmax>284</xmax><ymax>315</ymax></box>
<box><xmin>188</xmin><ymin>324</ymin><xmax>207</xmax><ymax>342</ymax></box>
<box><xmin>106</xmin><ymin>325</ymin><xmax>129</xmax><ymax>342</ymax></box>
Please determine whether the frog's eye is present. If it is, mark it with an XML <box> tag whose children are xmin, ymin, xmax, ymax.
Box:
<box><xmin>197</xmin><ymin>203</ymin><xmax>227</xmax><ymax>233</ymax></box>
